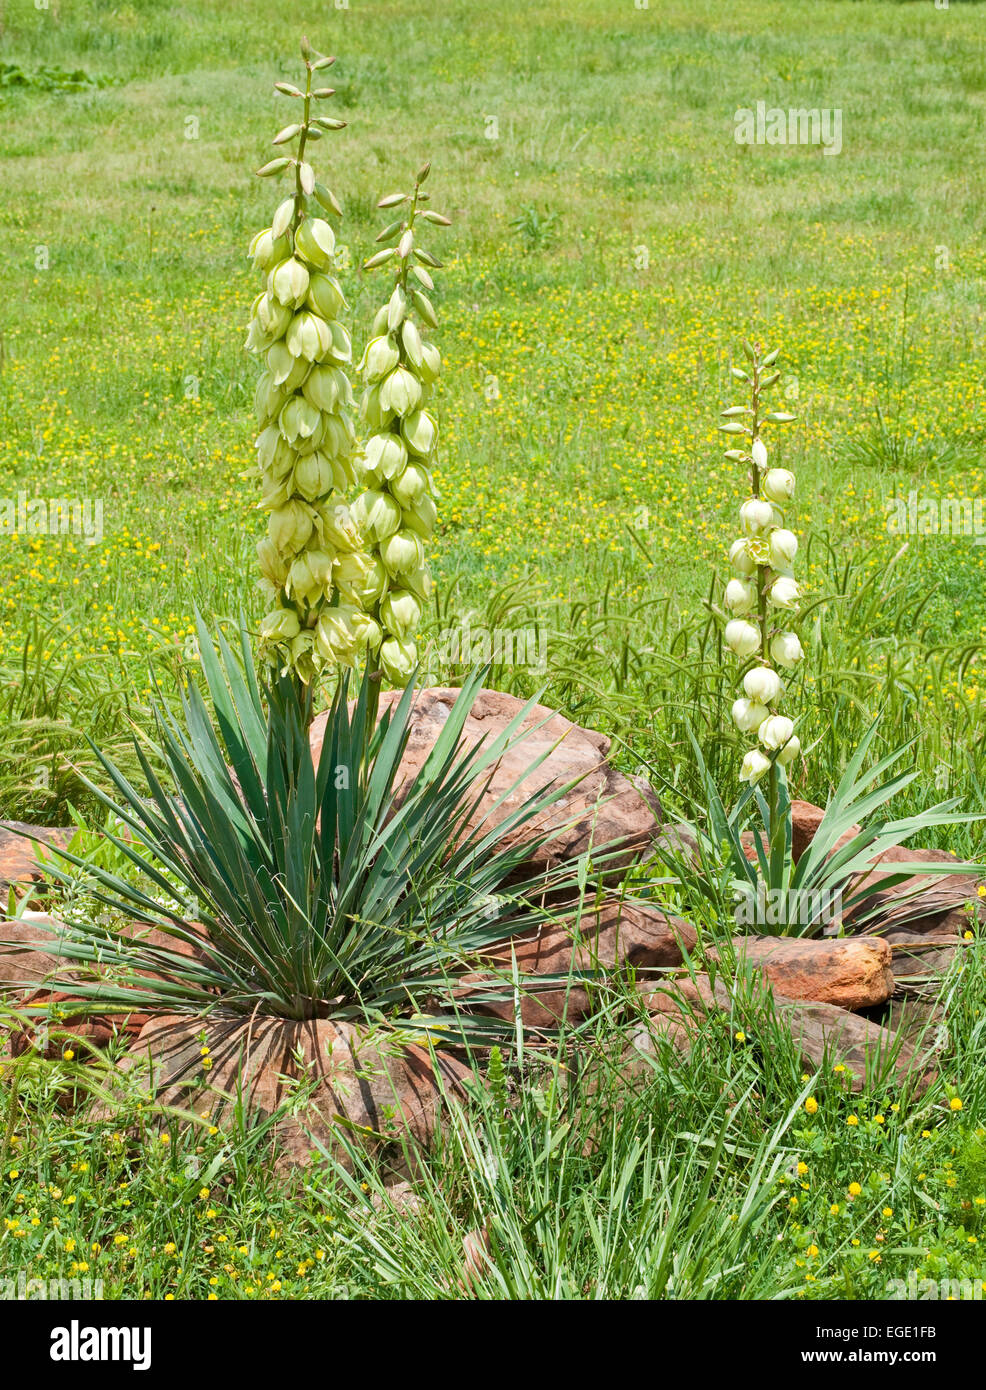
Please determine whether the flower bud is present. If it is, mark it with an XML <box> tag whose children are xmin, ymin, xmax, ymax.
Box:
<box><xmin>724</xmin><ymin>578</ymin><xmax>757</xmax><ymax>615</ymax></box>
<box><xmin>361</xmin><ymin>335</ymin><xmax>400</xmax><ymax>382</ymax></box>
<box><xmin>759</xmin><ymin>715</ymin><xmax>795</xmax><ymax>751</ymax></box>
<box><xmin>380</xmin><ymin>589</ymin><xmax>423</xmax><ymax>639</ymax></box>
<box><xmin>307</xmin><ymin>273</ymin><xmax>345</xmax><ymax>321</ymax></box>
<box><xmin>768</xmin><ymin>528</ymin><xmax>798</xmax><ymax>568</ymax></box>
<box><xmin>776</xmin><ymin>734</ymin><xmax>801</xmax><ymax>767</ymax></box>
<box><xmin>740</xmin><ymin>748</ymin><xmax>771</xmax><ymax>784</ymax></box>
<box><xmin>379</xmin><ymin>365</ymin><xmax>423</xmax><ymax>417</ymax></box>
<box><xmin>391</xmin><ymin>462</ymin><xmax>430</xmax><ymax>509</ymax></box>
<box><xmin>724</xmin><ymin>619</ymin><xmax>761</xmax><ymax>659</ymax></box>
<box><xmin>270</xmin><ymin>257</ymin><xmax>311</xmax><ymax>309</ymax></box>
<box><xmin>260</xmin><ymin>606</ymin><xmax>301</xmax><ymax>642</ymax></box>
<box><xmin>743</xmin><ymin>665</ymin><xmax>783</xmax><ymax>704</ymax></box>
<box><xmin>729</xmin><ymin>538</ymin><xmax>757</xmax><ymax>577</ymax></box>
<box><xmin>751</xmin><ymin>438</ymin><xmax>768</xmax><ymax>469</ymax></box>
<box><xmin>732</xmin><ymin>697</ymin><xmax>769</xmax><ymax>734</ymax></box>
<box><xmin>763</xmin><ymin>468</ymin><xmax>795</xmax><ymax>503</ymax></box>
<box><xmin>770</xmin><ymin>631</ymin><xmax>804</xmax><ymax>669</ymax></box>
<box><xmin>768</xmin><ymin>575</ymin><xmax>801</xmax><ymax>610</ymax></box>
<box><xmin>294</xmin><ymin>217</ymin><xmax>335</xmax><ymax>270</ymax></box>
<box><xmin>740</xmin><ymin>498</ymin><xmax>774</xmax><ymax>535</ymax></box>
<box><xmin>379</xmin><ymin>636</ymin><xmax>417</xmax><ymax>684</ymax></box>
<box><xmin>380</xmin><ymin>527</ymin><xmax>425</xmax><ymax>577</ymax></box>
<box><xmin>352</xmin><ymin>489</ymin><xmax>402</xmax><ymax>541</ymax></box>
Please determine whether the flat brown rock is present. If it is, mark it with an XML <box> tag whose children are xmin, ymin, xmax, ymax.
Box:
<box><xmin>773</xmin><ymin>996</ymin><xmax>933</xmax><ymax>1095</ymax></box>
<box><xmin>721</xmin><ymin>935</ymin><xmax>894</xmax><ymax>1011</ymax></box>
<box><xmin>458</xmin><ymin>898</ymin><xmax>696</xmax><ymax>1028</ymax></box>
<box><xmin>0</xmin><ymin>913</ymin><xmax>70</xmax><ymax>996</ymax></box>
<box><xmin>639</xmin><ymin>973</ymin><xmax>932</xmax><ymax>1094</ymax></box>
<box><xmin>0</xmin><ymin>823</ymin><xmax>72</xmax><ymax>894</ymax></box>
<box><xmin>790</xmin><ymin>800</ymin><xmax>862</xmax><ymax>864</ymax></box>
<box><xmin>311</xmin><ymin>687</ymin><xmax>661</xmax><ymax>877</ymax></box>
<box><xmin>114</xmin><ymin>1013</ymin><xmax>471</xmax><ymax>1176</ymax></box>
<box><xmin>849</xmin><ymin>846</ymin><xmax>981</xmax><ymax>935</ymax></box>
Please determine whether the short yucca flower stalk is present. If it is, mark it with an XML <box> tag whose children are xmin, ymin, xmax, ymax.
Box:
<box><xmin>352</xmin><ymin>165</ymin><xmax>448</xmax><ymax>687</ymax></box>
<box><xmin>247</xmin><ymin>37</ymin><xmax>373</xmax><ymax>694</ymax></box>
<box><xmin>719</xmin><ymin>341</ymin><xmax>800</xmax><ymax>795</ymax></box>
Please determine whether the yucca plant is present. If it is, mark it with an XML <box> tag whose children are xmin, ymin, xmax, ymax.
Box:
<box><xmin>0</xmin><ymin>42</ymin><xmax>607</xmax><ymax>1044</ymax></box>
<box><xmin>655</xmin><ymin>721</ymin><xmax>984</xmax><ymax>938</ymax></box>
<box><xmin>4</xmin><ymin>620</ymin><xmax>590</xmax><ymax>1031</ymax></box>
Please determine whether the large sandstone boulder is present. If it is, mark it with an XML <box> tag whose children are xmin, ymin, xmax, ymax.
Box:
<box><xmin>311</xmin><ymin>687</ymin><xmax>662</xmax><ymax>877</ymax></box>
<box><xmin>717</xmin><ymin>935</ymin><xmax>895</xmax><ymax>1012</ymax></box>
<box><xmin>113</xmin><ymin>1013</ymin><xmax>471</xmax><ymax>1176</ymax></box>
<box><xmin>634</xmin><ymin>974</ymin><xmax>932</xmax><ymax>1094</ymax></box>
<box><xmin>458</xmin><ymin>897</ymin><xmax>696</xmax><ymax>1028</ymax></box>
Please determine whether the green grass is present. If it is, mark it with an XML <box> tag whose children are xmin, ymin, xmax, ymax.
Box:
<box><xmin>3</xmin><ymin>946</ymin><xmax>986</xmax><ymax>1301</ymax></box>
<box><xmin>2</xmin><ymin>0</ymin><xmax>986</xmax><ymax>1301</ymax></box>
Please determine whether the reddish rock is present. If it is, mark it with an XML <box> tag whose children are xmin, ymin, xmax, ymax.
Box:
<box><xmin>0</xmin><ymin>912</ymin><xmax>66</xmax><ymax>995</ymax></box>
<box><xmin>720</xmin><ymin>935</ymin><xmax>894</xmax><ymax>1011</ymax></box>
<box><xmin>8</xmin><ymin>989</ymin><xmax>151</xmax><ymax>1059</ymax></box>
<box><xmin>885</xmin><ymin>931</ymin><xmax>958</xmax><ymax>982</ymax></box>
<box><xmin>848</xmin><ymin>846</ymin><xmax>982</xmax><ymax>935</ymax></box>
<box><xmin>459</xmin><ymin>898</ymin><xmax>696</xmax><ymax>1028</ymax></box>
<box><xmin>113</xmin><ymin>1013</ymin><xmax>471</xmax><ymax>1175</ymax></box>
<box><xmin>311</xmin><ymin>687</ymin><xmax>662</xmax><ymax>877</ymax></box>
<box><xmin>638</xmin><ymin>973</ymin><xmax>932</xmax><ymax>1093</ymax></box>
<box><xmin>2</xmin><ymin>918</ymin><xmax>214</xmax><ymax>1059</ymax></box>
<box><xmin>789</xmin><ymin>800</ymin><xmax>863</xmax><ymax>864</ymax></box>
<box><xmin>740</xmin><ymin>802</ymin><xmax>862</xmax><ymax>867</ymax></box>
<box><xmin>0</xmin><ymin>823</ymin><xmax>72</xmax><ymax>894</ymax></box>
<box><xmin>772</xmin><ymin>996</ymin><xmax>933</xmax><ymax>1095</ymax></box>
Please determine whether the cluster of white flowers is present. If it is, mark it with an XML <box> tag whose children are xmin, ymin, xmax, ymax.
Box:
<box><xmin>247</xmin><ymin>46</ymin><xmax>374</xmax><ymax>682</ymax></box>
<box><xmin>719</xmin><ymin>345</ymin><xmax>803</xmax><ymax>784</ymax></box>
<box><xmin>351</xmin><ymin>166</ymin><xmax>447</xmax><ymax>685</ymax></box>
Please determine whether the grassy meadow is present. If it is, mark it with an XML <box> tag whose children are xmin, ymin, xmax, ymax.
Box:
<box><xmin>2</xmin><ymin>0</ymin><xmax>986</xmax><ymax>1305</ymax></box>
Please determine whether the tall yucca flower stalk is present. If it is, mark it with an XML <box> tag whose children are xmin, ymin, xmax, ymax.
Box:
<box><xmin>719</xmin><ymin>340</ymin><xmax>801</xmax><ymax>834</ymax></box>
<box><xmin>246</xmin><ymin>37</ymin><xmax>372</xmax><ymax>708</ymax></box>
<box><xmin>352</xmin><ymin>165</ymin><xmax>449</xmax><ymax>691</ymax></box>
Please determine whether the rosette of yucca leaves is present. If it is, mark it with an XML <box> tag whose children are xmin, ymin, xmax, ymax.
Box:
<box><xmin>247</xmin><ymin>38</ymin><xmax>373</xmax><ymax>689</ymax></box>
<box><xmin>352</xmin><ymin>165</ymin><xmax>448</xmax><ymax>687</ymax></box>
<box><xmin>660</xmin><ymin>721</ymin><xmax>985</xmax><ymax>938</ymax></box>
<box><xmin>2</xmin><ymin>620</ymin><xmax>590</xmax><ymax>1030</ymax></box>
